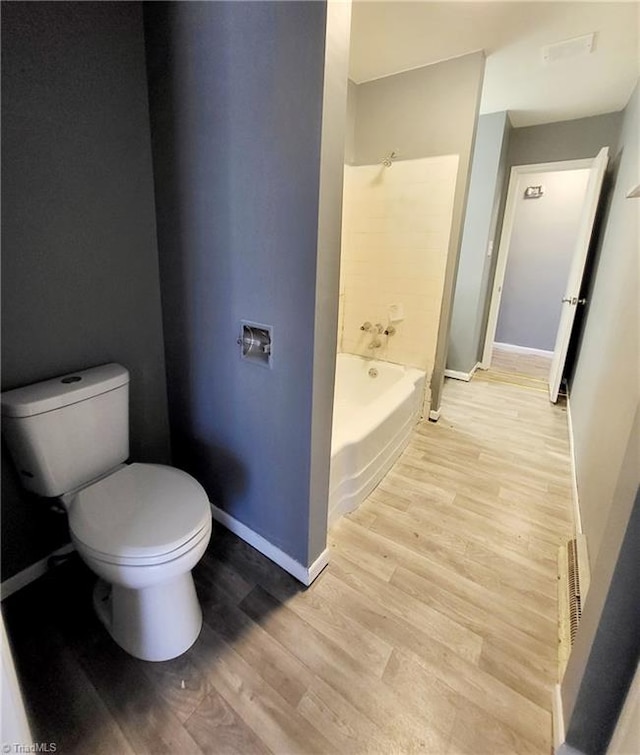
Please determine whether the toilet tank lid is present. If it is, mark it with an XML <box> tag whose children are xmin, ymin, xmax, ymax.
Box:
<box><xmin>1</xmin><ymin>363</ymin><xmax>130</xmax><ymax>418</ymax></box>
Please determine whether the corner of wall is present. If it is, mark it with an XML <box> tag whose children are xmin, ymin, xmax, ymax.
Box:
<box><xmin>307</xmin><ymin>0</ymin><xmax>352</xmax><ymax>565</ymax></box>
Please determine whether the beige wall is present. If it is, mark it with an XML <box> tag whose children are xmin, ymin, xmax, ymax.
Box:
<box><xmin>339</xmin><ymin>156</ymin><xmax>458</xmax><ymax>385</ymax></box>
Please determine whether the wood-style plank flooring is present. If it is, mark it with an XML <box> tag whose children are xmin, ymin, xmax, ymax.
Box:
<box><xmin>487</xmin><ymin>345</ymin><xmax>553</xmax><ymax>391</ymax></box>
<box><xmin>3</xmin><ymin>376</ymin><xmax>574</xmax><ymax>754</ymax></box>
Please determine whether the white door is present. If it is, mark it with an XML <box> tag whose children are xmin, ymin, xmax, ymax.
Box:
<box><xmin>548</xmin><ymin>147</ymin><xmax>609</xmax><ymax>402</ymax></box>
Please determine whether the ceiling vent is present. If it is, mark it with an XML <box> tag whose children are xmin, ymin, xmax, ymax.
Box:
<box><xmin>542</xmin><ymin>33</ymin><xmax>596</xmax><ymax>64</ymax></box>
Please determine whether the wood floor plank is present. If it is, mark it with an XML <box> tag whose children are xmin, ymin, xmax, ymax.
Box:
<box><xmin>447</xmin><ymin>702</ymin><xmax>546</xmax><ymax>755</ymax></box>
<box><xmin>76</xmin><ymin>635</ymin><xmax>204</xmax><ymax>755</ymax></box>
<box><xmin>261</xmin><ymin>567</ymin><xmax>396</xmax><ymax>677</ymax></box>
<box><xmin>329</xmin><ymin>516</ymin><xmax>397</xmax><ymax>582</ymax></box>
<box><xmin>326</xmin><ymin>553</ymin><xmax>484</xmax><ymax>665</ymax></box>
<box><xmin>238</xmin><ymin>584</ymin><xmax>451</xmax><ymax>752</ymax></box>
<box><xmin>183</xmin><ymin>687</ymin><xmax>273</xmax><ymax>755</ymax></box>
<box><xmin>201</xmin><ymin>597</ymin><xmax>314</xmax><ymax>708</ymax></box>
<box><xmin>11</xmin><ymin>627</ymin><xmax>134</xmax><ymax>755</ymax></box>
<box><xmin>191</xmin><ymin>622</ymin><xmax>333</xmax><ymax>754</ymax></box>
<box><xmin>385</xmin><ymin>646</ymin><xmax>551</xmax><ymax>752</ymax></box>
<box><xmin>296</xmin><ymin>677</ymin><xmax>397</xmax><ymax>755</ymax></box>
<box><xmin>366</xmin><ymin>506</ymin><xmax>557</xmax><ymax>618</ymax></box>
<box><xmin>389</xmin><ymin>564</ymin><xmax>556</xmax><ymax>663</ymax></box>
<box><xmin>141</xmin><ymin>649</ymin><xmax>212</xmax><ymax>724</ymax></box>
<box><xmin>4</xmin><ymin>373</ymin><xmax>574</xmax><ymax>754</ymax></box>
<box><xmin>478</xmin><ymin>634</ymin><xmax>556</xmax><ymax>710</ymax></box>
<box><xmin>370</xmin><ymin>489</ymin><xmax>559</xmax><ymax>582</ymax></box>
<box><xmin>334</xmin><ymin>514</ymin><xmax>557</xmax><ymax>644</ymax></box>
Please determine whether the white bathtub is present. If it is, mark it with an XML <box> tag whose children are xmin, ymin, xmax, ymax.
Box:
<box><xmin>328</xmin><ymin>353</ymin><xmax>426</xmax><ymax>528</ymax></box>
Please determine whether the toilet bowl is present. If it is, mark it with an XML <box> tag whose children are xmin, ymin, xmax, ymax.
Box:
<box><xmin>67</xmin><ymin>463</ymin><xmax>212</xmax><ymax>661</ymax></box>
<box><xmin>0</xmin><ymin>363</ymin><xmax>213</xmax><ymax>662</ymax></box>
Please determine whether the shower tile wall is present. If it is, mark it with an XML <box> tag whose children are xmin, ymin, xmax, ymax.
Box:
<box><xmin>339</xmin><ymin>155</ymin><xmax>458</xmax><ymax>376</ymax></box>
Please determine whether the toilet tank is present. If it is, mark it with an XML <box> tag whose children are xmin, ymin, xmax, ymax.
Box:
<box><xmin>1</xmin><ymin>364</ymin><xmax>130</xmax><ymax>497</ymax></box>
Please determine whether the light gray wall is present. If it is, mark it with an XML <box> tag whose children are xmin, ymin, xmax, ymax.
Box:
<box><xmin>1</xmin><ymin>2</ymin><xmax>170</xmax><ymax>581</ymax></box>
<box><xmin>495</xmin><ymin>169</ymin><xmax>590</xmax><ymax>351</ymax></box>
<box><xmin>508</xmin><ymin>112</ymin><xmax>623</xmax><ymax>167</ymax></box>
<box><xmin>448</xmin><ymin>111</ymin><xmax>510</xmax><ymax>374</ymax></box>
<box><xmin>345</xmin><ymin>79</ymin><xmax>357</xmax><ymax>165</ymax></box>
<box><xmin>481</xmin><ymin>110</ymin><xmax>624</xmax><ymax>374</ymax></box>
<box><xmin>308</xmin><ymin>0</ymin><xmax>352</xmax><ymax>562</ymax></box>
<box><xmin>351</xmin><ymin>52</ymin><xmax>485</xmax><ymax>410</ymax></box>
<box><xmin>569</xmin><ymin>84</ymin><xmax>639</xmax><ymax>570</ymax></box>
<box><xmin>144</xmin><ymin>1</ymin><xmax>332</xmax><ymax>567</ymax></box>
<box><xmin>560</xmin><ymin>84</ymin><xmax>639</xmax><ymax>754</ymax></box>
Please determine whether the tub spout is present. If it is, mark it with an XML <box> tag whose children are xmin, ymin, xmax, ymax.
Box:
<box><xmin>368</xmin><ymin>337</ymin><xmax>382</xmax><ymax>349</ymax></box>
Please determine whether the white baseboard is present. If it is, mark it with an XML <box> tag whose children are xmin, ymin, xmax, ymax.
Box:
<box><xmin>553</xmin><ymin>683</ymin><xmax>566</xmax><ymax>752</ymax></box>
<box><xmin>552</xmin><ymin>685</ymin><xmax>585</xmax><ymax>755</ymax></box>
<box><xmin>494</xmin><ymin>342</ymin><xmax>553</xmax><ymax>358</ymax></box>
<box><xmin>444</xmin><ymin>362</ymin><xmax>480</xmax><ymax>382</ymax></box>
<box><xmin>557</xmin><ymin>744</ymin><xmax>586</xmax><ymax>755</ymax></box>
<box><xmin>1</xmin><ymin>509</ymin><xmax>330</xmax><ymax>600</ymax></box>
<box><xmin>1</xmin><ymin>543</ymin><xmax>75</xmax><ymax>601</ymax></box>
<box><xmin>210</xmin><ymin>503</ymin><xmax>329</xmax><ymax>586</ymax></box>
<box><xmin>566</xmin><ymin>394</ymin><xmax>583</xmax><ymax>536</ymax></box>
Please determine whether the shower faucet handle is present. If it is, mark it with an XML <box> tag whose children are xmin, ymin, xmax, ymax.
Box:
<box><xmin>384</xmin><ymin>325</ymin><xmax>396</xmax><ymax>336</ymax></box>
<box><xmin>360</xmin><ymin>321</ymin><xmax>373</xmax><ymax>331</ymax></box>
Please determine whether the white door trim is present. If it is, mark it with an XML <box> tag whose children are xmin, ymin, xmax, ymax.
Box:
<box><xmin>480</xmin><ymin>158</ymin><xmax>594</xmax><ymax>370</ymax></box>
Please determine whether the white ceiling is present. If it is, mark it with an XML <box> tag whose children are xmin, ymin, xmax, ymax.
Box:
<box><xmin>349</xmin><ymin>1</ymin><xmax>640</xmax><ymax>127</ymax></box>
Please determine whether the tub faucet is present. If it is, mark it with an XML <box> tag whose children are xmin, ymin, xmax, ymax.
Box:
<box><xmin>368</xmin><ymin>337</ymin><xmax>382</xmax><ymax>349</ymax></box>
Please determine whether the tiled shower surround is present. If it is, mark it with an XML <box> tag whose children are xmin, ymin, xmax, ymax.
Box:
<box><xmin>338</xmin><ymin>155</ymin><xmax>458</xmax><ymax>379</ymax></box>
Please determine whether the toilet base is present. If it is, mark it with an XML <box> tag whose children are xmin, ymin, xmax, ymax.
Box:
<box><xmin>93</xmin><ymin>573</ymin><xmax>203</xmax><ymax>662</ymax></box>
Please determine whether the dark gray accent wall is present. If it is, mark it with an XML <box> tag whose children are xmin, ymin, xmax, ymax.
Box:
<box><xmin>1</xmin><ymin>2</ymin><xmax>170</xmax><ymax>581</ymax></box>
<box><xmin>448</xmin><ymin>111</ymin><xmax>510</xmax><ymax>374</ymax></box>
<box><xmin>351</xmin><ymin>52</ymin><xmax>485</xmax><ymax>411</ymax></box>
<box><xmin>144</xmin><ymin>2</ymin><xmax>329</xmax><ymax>567</ymax></box>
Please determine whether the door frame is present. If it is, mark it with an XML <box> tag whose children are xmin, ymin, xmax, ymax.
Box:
<box><xmin>480</xmin><ymin>158</ymin><xmax>594</xmax><ymax>370</ymax></box>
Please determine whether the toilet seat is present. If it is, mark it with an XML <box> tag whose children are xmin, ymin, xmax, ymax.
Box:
<box><xmin>68</xmin><ymin>463</ymin><xmax>211</xmax><ymax>565</ymax></box>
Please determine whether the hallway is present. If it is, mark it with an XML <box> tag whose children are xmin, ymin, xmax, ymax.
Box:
<box><xmin>4</xmin><ymin>376</ymin><xmax>574</xmax><ymax>754</ymax></box>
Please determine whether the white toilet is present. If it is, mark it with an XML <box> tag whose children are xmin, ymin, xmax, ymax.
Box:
<box><xmin>1</xmin><ymin>363</ymin><xmax>212</xmax><ymax>662</ymax></box>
